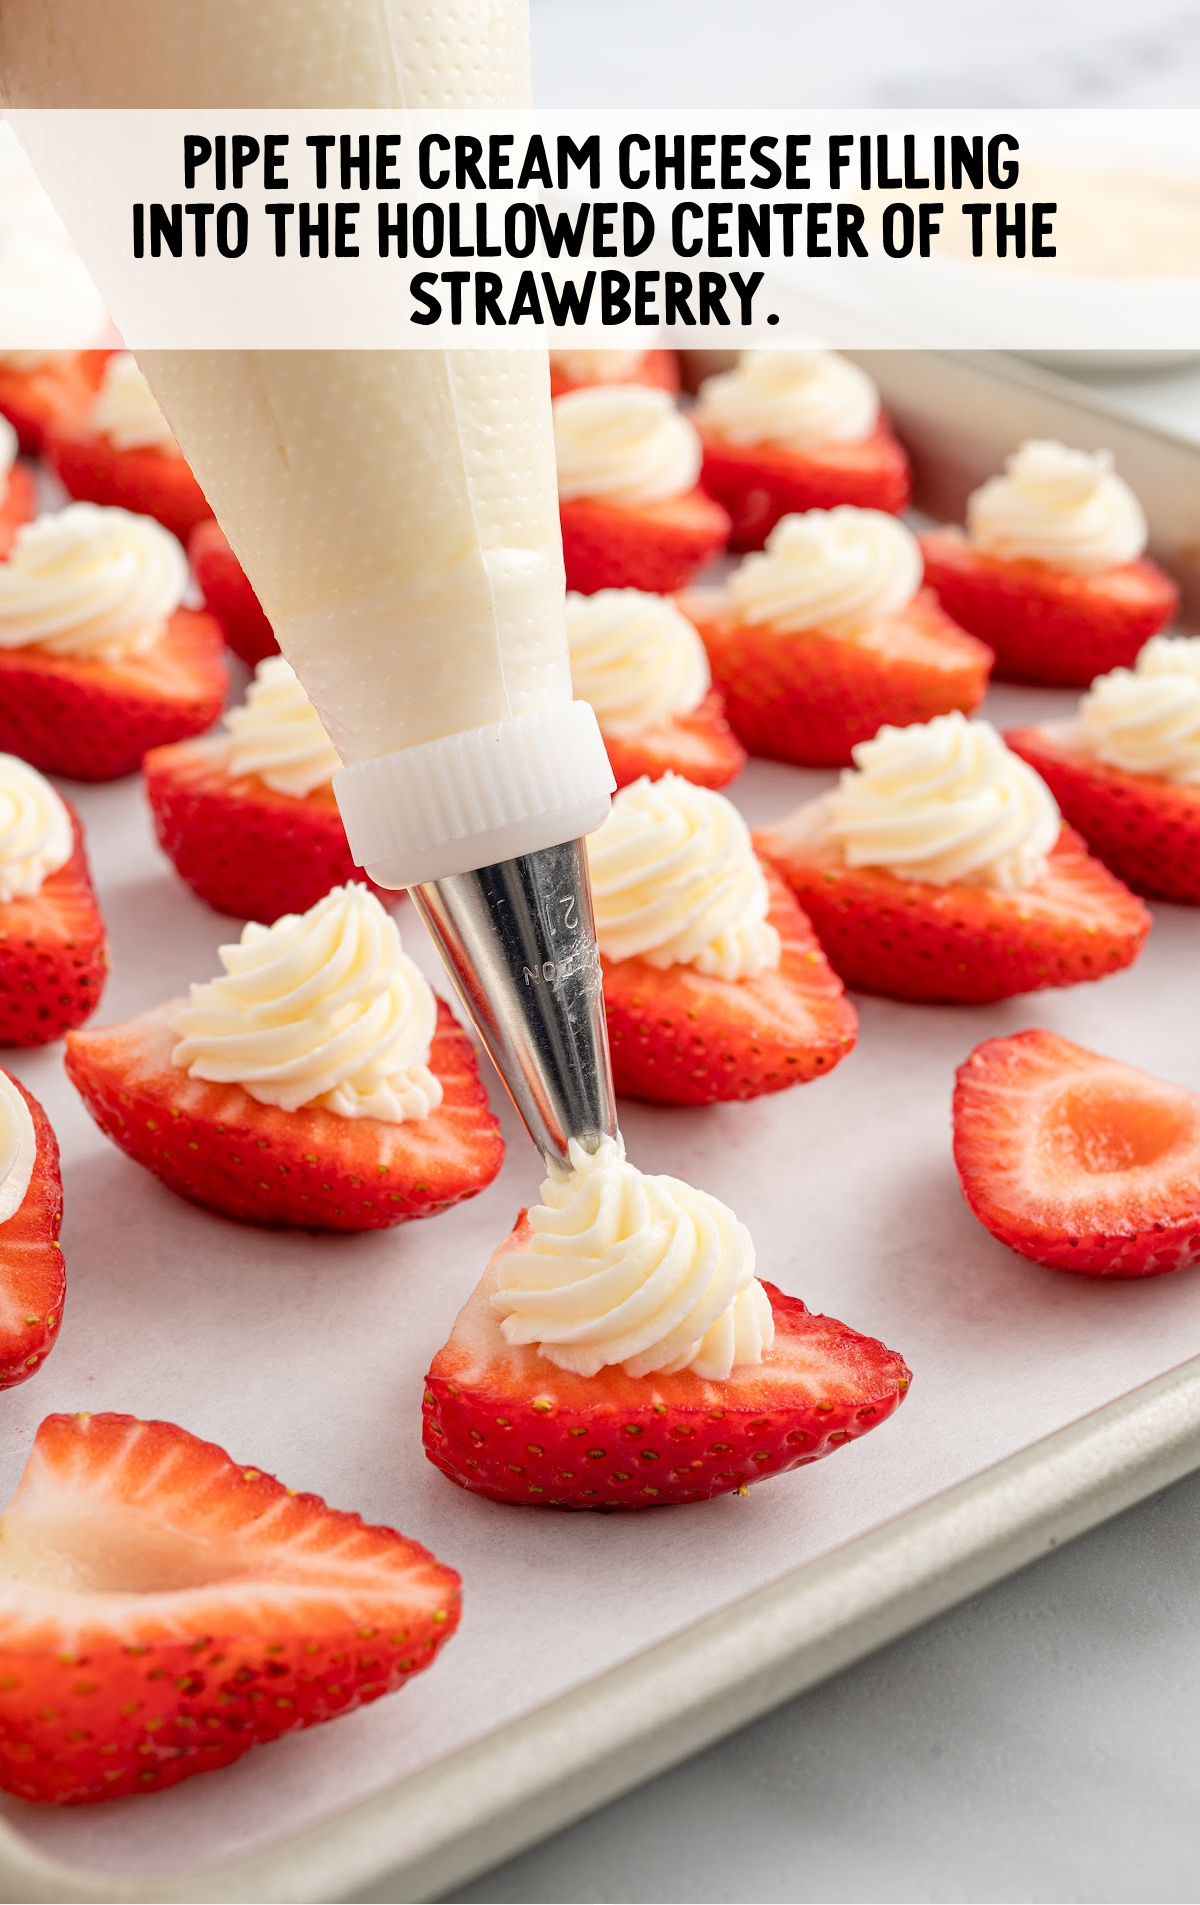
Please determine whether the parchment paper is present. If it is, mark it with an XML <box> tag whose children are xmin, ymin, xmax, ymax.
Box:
<box><xmin>2</xmin><ymin>675</ymin><xmax>1199</xmax><ymax>1882</ymax></box>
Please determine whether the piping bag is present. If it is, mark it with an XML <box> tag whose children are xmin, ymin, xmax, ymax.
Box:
<box><xmin>0</xmin><ymin>0</ymin><xmax>620</xmax><ymax>1170</ymax></box>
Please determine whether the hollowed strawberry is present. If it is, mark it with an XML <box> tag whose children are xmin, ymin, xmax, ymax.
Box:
<box><xmin>600</xmin><ymin>688</ymin><xmax>746</xmax><ymax>791</ymax></box>
<box><xmin>0</xmin><ymin>807</ymin><xmax>108</xmax><ymax>1046</ymax></box>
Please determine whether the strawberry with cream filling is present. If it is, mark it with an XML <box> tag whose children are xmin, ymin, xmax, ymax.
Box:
<box><xmin>47</xmin><ymin>352</ymin><xmax>213</xmax><ymax>545</ymax></box>
<box><xmin>66</xmin><ymin>883</ymin><xmax>503</xmax><ymax>1229</ymax></box>
<box><xmin>0</xmin><ymin>1069</ymin><xmax>64</xmax><ymax>1388</ymax></box>
<box><xmin>0</xmin><ymin>752</ymin><xmax>107</xmax><ymax>1044</ymax></box>
<box><xmin>145</xmin><ymin>655</ymin><xmax>393</xmax><ymax>922</ymax></box>
<box><xmin>695</xmin><ymin>349</ymin><xmax>911</xmax><ymax>549</ymax></box>
<box><xmin>567</xmin><ymin>590</ymin><xmax>744</xmax><ymax>790</ymax></box>
<box><xmin>0</xmin><ymin>222</ymin><xmax>113</xmax><ymax>455</ymax></box>
<box><xmin>756</xmin><ymin>712</ymin><xmax>1150</xmax><ymax>1004</ymax></box>
<box><xmin>588</xmin><ymin>773</ymin><xmax>856</xmax><ymax>1104</ymax></box>
<box><xmin>0</xmin><ymin>414</ymin><xmax>35</xmax><ymax>559</ymax></box>
<box><xmin>0</xmin><ymin>503</ymin><xmax>226</xmax><ymax>780</ymax></box>
<box><xmin>549</xmin><ymin>347</ymin><xmax>680</xmax><ymax>400</ymax></box>
<box><xmin>685</xmin><ymin>507</ymin><xmax>992</xmax><ymax>767</ymax></box>
<box><xmin>424</xmin><ymin>1135</ymin><xmax>909</xmax><ymax>1509</ymax></box>
<box><xmin>920</xmin><ymin>440</ymin><xmax>1178</xmax><ymax>686</ymax></box>
<box><xmin>555</xmin><ymin>385</ymin><xmax>730</xmax><ymax>594</ymax></box>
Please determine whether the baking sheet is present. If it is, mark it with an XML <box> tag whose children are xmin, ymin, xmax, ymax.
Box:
<box><xmin>2</xmin><ymin>358</ymin><xmax>1200</xmax><ymax>1899</ymax></box>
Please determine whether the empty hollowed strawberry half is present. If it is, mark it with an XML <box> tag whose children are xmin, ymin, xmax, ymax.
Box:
<box><xmin>0</xmin><ymin>609</ymin><xmax>227</xmax><ymax>782</ymax></box>
<box><xmin>1005</xmin><ymin>723</ymin><xmax>1200</xmax><ymax>908</ymax></box>
<box><xmin>423</xmin><ymin>1219</ymin><xmax>910</xmax><ymax>1510</ymax></box>
<box><xmin>0</xmin><ymin>1071</ymin><xmax>65</xmax><ymax>1389</ymax></box>
<box><xmin>699</xmin><ymin>420</ymin><xmax>912</xmax><ymax>552</ymax></box>
<box><xmin>144</xmin><ymin>736</ymin><xmax>393</xmax><ymax>923</ymax></box>
<box><xmin>919</xmin><ymin>529</ymin><xmax>1179</xmax><ymax>687</ymax></box>
<box><xmin>954</xmin><ymin>1029</ymin><xmax>1200</xmax><ymax>1277</ymax></box>
<box><xmin>684</xmin><ymin>588</ymin><xmax>993</xmax><ymax>769</ymax></box>
<box><xmin>602</xmin><ymin>865</ymin><xmax>857</xmax><ymax>1105</ymax></box>
<box><xmin>47</xmin><ymin>428</ymin><xmax>213</xmax><ymax>546</ymax></box>
<box><xmin>754</xmin><ymin>825</ymin><xmax>1151</xmax><ymax>1006</ymax></box>
<box><xmin>188</xmin><ymin>518</ymin><xmax>279</xmax><ymax>668</ymax></box>
<box><xmin>0</xmin><ymin>1411</ymin><xmax>461</xmax><ymax>1804</ymax></box>
<box><xmin>0</xmin><ymin>352</ymin><xmax>110</xmax><ymax>457</ymax></box>
<box><xmin>0</xmin><ymin>806</ymin><xmax>108</xmax><ymax>1047</ymax></box>
<box><xmin>65</xmin><ymin>999</ymin><xmax>504</xmax><ymax>1230</ymax></box>
<box><xmin>560</xmin><ymin>488</ymin><xmax>731</xmax><ymax>596</ymax></box>
<box><xmin>0</xmin><ymin>462</ymin><xmax>36</xmax><ymax>561</ymax></box>
<box><xmin>600</xmin><ymin>689</ymin><xmax>746</xmax><ymax>791</ymax></box>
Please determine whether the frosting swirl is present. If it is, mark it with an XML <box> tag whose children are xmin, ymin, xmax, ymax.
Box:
<box><xmin>695</xmin><ymin>348</ymin><xmax>879</xmax><ymax>449</ymax></box>
<box><xmin>550</xmin><ymin>349</ymin><xmax>644</xmax><ymax>383</ymax></box>
<box><xmin>587</xmin><ymin>772</ymin><xmax>779</xmax><ymax>979</ymax></box>
<box><xmin>554</xmin><ymin>386</ymin><xmax>701</xmax><ymax>505</ymax></box>
<box><xmin>818</xmin><ymin>713</ymin><xmax>1061</xmax><ymax>890</ymax></box>
<box><xmin>90</xmin><ymin>353</ymin><xmax>180</xmax><ymax>455</ymax></box>
<box><xmin>566</xmin><ymin>589</ymin><xmax>710</xmax><ymax>737</ymax></box>
<box><xmin>728</xmin><ymin>507</ymin><xmax>921</xmax><ymax>636</ymax></box>
<box><xmin>967</xmin><ymin>439</ymin><xmax>1146</xmax><ymax>573</ymax></box>
<box><xmin>0</xmin><ymin>228</ymin><xmax>110</xmax><ymax>364</ymax></box>
<box><xmin>0</xmin><ymin>1071</ymin><xmax>36</xmax><ymax>1228</ymax></box>
<box><xmin>1079</xmin><ymin>634</ymin><xmax>1200</xmax><ymax>783</ymax></box>
<box><xmin>0</xmin><ymin>754</ymin><xmax>72</xmax><ymax>903</ymax></box>
<box><xmin>0</xmin><ymin>504</ymin><xmax>188</xmax><ymax>664</ymax></box>
<box><xmin>491</xmin><ymin>1134</ymin><xmax>774</xmax><ymax>1380</ymax></box>
<box><xmin>169</xmin><ymin>885</ymin><xmax>444</xmax><ymax>1123</ymax></box>
<box><xmin>225</xmin><ymin>656</ymin><xmax>343</xmax><ymax>798</ymax></box>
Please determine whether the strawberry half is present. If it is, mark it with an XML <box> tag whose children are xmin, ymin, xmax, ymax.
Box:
<box><xmin>188</xmin><ymin>518</ymin><xmax>279</xmax><ymax>668</ymax></box>
<box><xmin>699</xmin><ymin>419</ymin><xmax>912</xmax><ymax>552</ymax></box>
<box><xmin>144</xmin><ymin>736</ymin><xmax>394</xmax><ymax>923</ymax></box>
<box><xmin>1006</xmin><ymin>722</ymin><xmax>1200</xmax><ymax>907</ymax></box>
<box><xmin>549</xmin><ymin>348</ymin><xmax>680</xmax><ymax>401</ymax></box>
<box><xmin>561</xmin><ymin>487</ymin><xmax>731</xmax><ymax>595</ymax></box>
<box><xmin>65</xmin><ymin>999</ymin><xmax>504</xmax><ymax>1230</ymax></box>
<box><xmin>423</xmin><ymin>1219</ymin><xmax>910</xmax><ymax>1510</ymax></box>
<box><xmin>919</xmin><ymin>528</ymin><xmax>1179</xmax><ymax>687</ymax></box>
<box><xmin>600</xmin><ymin>688</ymin><xmax>746</xmax><ymax>792</ymax></box>
<box><xmin>684</xmin><ymin>587</ymin><xmax>993</xmax><ymax>769</ymax></box>
<box><xmin>0</xmin><ymin>608</ymin><xmax>227</xmax><ymax>782</ymax></box>
<box><xmin>0</xmin><ymin>1072</ymin><xmax>65</xmax><ymax>1388</ymax></box>
<box><xmin>0</xmin><ymin>351</ymin><xmax>110</xmax><ymax>457</ymax></box>
<box><xmin>755</xmin><ymin>823</ymin><xmax>1150</xmax><ymax>1006</ymax></box>
<box><xmin>0</xmin><ymin>463</ymin><xmax>36</xmax><ymax>561</ymax></box>
<box><xmin>0</xmin><ymin>1411</ymin><xmax>460</xmax><ymax>1804</ymax></box>
<box><xmin>46</xmin><ymin>427</ymin><xmax>212</xmax><ymax>546</ymax></box>
<box><xmin>0</xmin><ymin>807</ymin><xmax>108</xmax><ymax>1046</ymax></box>
<box><xmin>602</xmin><ymin>865</ymin><xmax>857</xmax><ymax>1105</ymax></box>
<box><xmin>954</xmin><ymin>1029</ymin><xmax>1200</xmax><ymax>1277</ymax></box>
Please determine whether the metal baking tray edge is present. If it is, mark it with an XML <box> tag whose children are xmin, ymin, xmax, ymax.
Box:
<box><xmin>3</xmin><ymin>1355</ymin><xmax>1200</xmax><ymax>1904</ymax></box>
<box><xmin>3</xmin><ymin>350</ymin><xmax>1200</xmax><ymax>1905</ymax></box>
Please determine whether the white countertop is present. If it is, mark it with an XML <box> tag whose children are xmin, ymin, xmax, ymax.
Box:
<box><xmin>427</xmin><ymin>12</ymin><xmax>1200</xmax><ymax>1903</ymax></box>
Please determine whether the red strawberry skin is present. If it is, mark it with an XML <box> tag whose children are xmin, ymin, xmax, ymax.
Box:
<box><xmin>0</xmin><ymin>352</ymin><xmax>110</xmax><ymax>457</ymax></box>
<box><xmin>699</xmin><ymin>419</ymin><xmax>912</xmax><ymax>551</ymax></box>
<box><xmin>755</xmin><ymin>824</ymin><xmax>1151</xmax><ymax>1006</ymax></box>
<box><xmin>188</xmin><ymin>518</ymin><xmax>279</xmax><ymax>667</ymax></box>
<box><xmin>0</xmin><ymin>608</ymin><xmax>227</xmax><ymax>782</ymax></box>
<box><xmin>0</xmin><ymin>1073</ymin><xmax>65</xmax><ymax>1388</ymax></box>
<box><xmin>65</xmin><ymin>998</ymin><xmax>504</xmax><ymax>1230</ymax></box>
<box><xmin>423</xmin><ymin>1219</ymin><xmax>910</xmax><ymax>1510</ymax></box>
<box><xmin>920</xmin><ymin>528</ymin><xmax>1179</xmax><ymax>687</ymax></box>
<box><xmin>0</xmin><ymin>809</ymin><xmax>108</xmax><ymax>1046</ymax></box>
<box><xmin>953</xmin><ymin>1029</ymin><xmax>1200</xmax><ymax>1277</ymax></box>
<box><xmin>561</xmin><ymin>487</ymin><xmax>730</xmax><ymax>595</ymax></box>
<box><xmin>601</xmin><ymin>688</ymin><xmax>746</xmax><ymax>791</ymax></box>
<box><xmin>144</xmin><ymin>737</ymin><xmax>394</xmax><ymax>923</ymax></box>
<box><xmin>602</xmin><ymin>866</ymin><xmax>857</xmax><ymax>1105</ymax></box>
<box><xmin>0</xmin><ymin>464</ymin><xmax>37</xmax><ymax>560</ymax></box>
<box><xmin>550</xmin><ymin>348</ymin><xmax>680</xmax><ymax>401</ymax></box>
<box><xmin>47</xmin><ymin>427</ymin><xmax>213</xmax><ymax>545</ymax></box>
<box><xmin>685</xmin><ymin>587</ymin><xmax>993</xmax><ymax>769</ymax></box>
<box><xmin>0</xmin><ymin>1412</ymin><xmax>460</xmax><ymax>1804</ymax></box>
<box><xmin>1006</xmin><ymin>723</ymin><xmax>1200</xmax><ymax>907</ymax></box>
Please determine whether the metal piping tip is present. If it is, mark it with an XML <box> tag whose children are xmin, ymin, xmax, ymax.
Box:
<box><xmin>410</xmin><ymin>837</ymin><xmax>617</xmax><ymax>1171</ymax></box>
